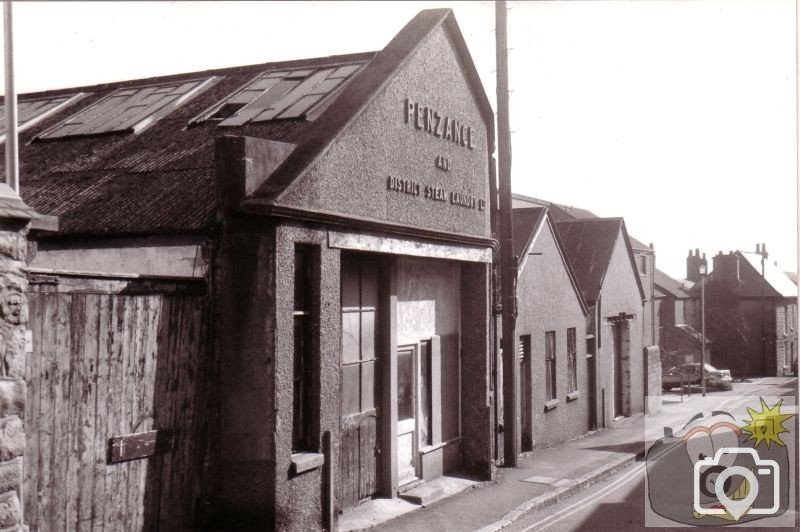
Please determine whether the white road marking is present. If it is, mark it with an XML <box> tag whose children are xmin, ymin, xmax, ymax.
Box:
<box><xmin>520</xmin><ymin>463</ymin><xmax>646</xmax><ymax>532</ymax></box>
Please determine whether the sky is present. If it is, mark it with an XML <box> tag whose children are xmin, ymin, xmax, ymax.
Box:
<box><xmin>1</xmin><ymin>0</ymin><xmax>796</xmax><ymax>280</ymax></box>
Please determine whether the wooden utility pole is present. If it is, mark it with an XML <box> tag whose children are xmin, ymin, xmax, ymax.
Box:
<box><xmin>3</xmin><ymin>0</ymin><xmax>18</xmax><ymax>195</ymax></box>
<box><xmin>496</xmin><ymin>0</ymin><xmax>519</xmax><ymax>466</ymax></box>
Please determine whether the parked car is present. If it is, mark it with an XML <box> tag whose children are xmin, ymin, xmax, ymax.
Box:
<box><xmin>662</xmin><ymin>363</ymin><xmax>733</xmax><ymax>391</ymax></box>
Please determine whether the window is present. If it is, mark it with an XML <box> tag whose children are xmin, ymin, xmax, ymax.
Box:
<box><xmin>38</xmin><ymin>78</ymin><xmax>215</xmax><ymax>139</ymax></box>
<box><xmin>545</xmin><ymin>331</ymin><xmax>556</xmax><ymax>401</ymax></box>
<box><xmin>567</xmin><ymin>328</ymin><xmax>577</xmax><ymax>393</ymax></box>
<box><xmin>293</xmin><ymin>246</ymin><xmax>315</xmax><ymax>452</ymax></box>
<box><xmin>639</xmin><ymin>255</ymin><xmax>647</xmax><ymax>275</ymax></box>
<box><xmin>0</xmin><ymin>93</ymin><xmax>84</xmax><ymax>140</ymax></box>
<box><xmin>194</xmin><ymin>62</ymin><xmax>366</xmax><ymax>126</ymax></box>
<box><xmin>341</xmin><ymin>255</ymin><xmax>378</xmax><ymax>417</ymax></box>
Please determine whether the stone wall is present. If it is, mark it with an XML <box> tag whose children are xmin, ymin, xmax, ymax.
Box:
<box><xmin>0</xmin><ymin>218</ymin><xmax>29</xmax><ymax>531</ymax></box>
<box><xmin>644</xmin><ymin>345</ymin><xmax>662</xmax><ymax>415</ymax></box>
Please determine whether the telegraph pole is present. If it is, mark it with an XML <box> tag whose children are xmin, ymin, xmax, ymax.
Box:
<box><xmin>3</xmin><ymin>0</ymin><xmax>18</xmax><ymax>196</ymax></box>
<box><xmin>496</xmin><ymin>0</ymin><xmax>519</xmax><ymax>466</ymax></box>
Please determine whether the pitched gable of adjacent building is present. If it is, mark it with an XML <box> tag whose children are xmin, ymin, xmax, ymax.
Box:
<box><xmin>556</xmin><ymin>218</ymin><xmax>645</xmax><ymax>306</ymax></box>
<box><xmin>513</xmin><ymin>207</ymin><xmax>588</xmax><ymax>315</ymax></box>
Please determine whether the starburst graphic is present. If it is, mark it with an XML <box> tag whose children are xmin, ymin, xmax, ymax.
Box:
<box><xmin>742</xmin><ymin>398</ymin><xmax>794</xmax><ymax>448</ymax></box>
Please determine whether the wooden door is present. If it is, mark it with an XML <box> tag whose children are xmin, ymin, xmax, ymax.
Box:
<box><xmin>613</xmin><ymin>323</ymin><xmax>623</xmax><ymax>417</ymax></box>
<box><xmin>339</xmin><ymin>255</ymin><xmax>380</xmax><ymax>509</ymax></box>
<box><xmin>24</xmin><ymin>274</ymin><xmax>209</xmax><ymax>531</ymax></box>
<box><xmin>519</xmin><ymin>336</ymin><xmax>532</xmax><ymax>452</ymax></box>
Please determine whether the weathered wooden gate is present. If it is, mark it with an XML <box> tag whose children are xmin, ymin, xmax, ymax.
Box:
<box><xmin>23</xmin><ymin>272</ymin><xmax>210</xmax><ymax>531</ymax></box>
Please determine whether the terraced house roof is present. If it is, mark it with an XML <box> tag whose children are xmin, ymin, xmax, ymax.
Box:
<box><xmin>556</xmin><ymin>218</ymin><xmax>646</xmax><ymax>304</ymax></box>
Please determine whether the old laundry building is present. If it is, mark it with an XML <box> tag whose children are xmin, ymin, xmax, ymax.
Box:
<box><xmin>6</xmin><ymin>9</ymin><xmax>498</xmax><ymax>531</ymax></box>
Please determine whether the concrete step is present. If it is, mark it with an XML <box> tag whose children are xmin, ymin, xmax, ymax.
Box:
<box><xmin>399</xmin><ymin>483</ymin><xmax>445</xmax><ymax>506</ymax></box>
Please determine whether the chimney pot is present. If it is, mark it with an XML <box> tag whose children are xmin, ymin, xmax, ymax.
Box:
<box><xmin>695</xmin><ymin>248</ymin><xmax>700</xmax><ymax>256</ymax></box>
<box><xmin>756</xmin><ymin>243</ymin><xmax>761</xmax><ymax>253</ymax></box>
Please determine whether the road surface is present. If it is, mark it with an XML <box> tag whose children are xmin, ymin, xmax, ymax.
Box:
<box><xmin>503</xmin><ymin>377</ymin><xmax>798</xmax><ymax>532</ymax></box>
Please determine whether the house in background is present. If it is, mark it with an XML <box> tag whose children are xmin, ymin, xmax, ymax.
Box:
<box><xmin>555</xmin><ymin>218</ymin><xmax>650</xmax><ymax>427</ymax></box>
<box><xmin>511</xmin><ymin>194</ymin><xmax>657</xmax><ymax>354</ymax></box>
<box><xmin>654</xmin><ymin>266</ymin><xmax>708</xmax><ymax>368</ymax></box>
<box><xmin>689</xmin><ymin>245</ymin><xmax>798</xmax><ymax>377</ymax></box>
<box><xmin>512</xmin><ymin>207</ymin><xmax>589</xmax><ymax>449</ymax></box>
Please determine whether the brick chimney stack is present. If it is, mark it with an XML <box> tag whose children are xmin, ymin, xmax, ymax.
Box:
<box><xmin>687</xmin><ymin>248</ymin><xmax>702</xmax><ymax>282</ymax></box>
<box><xmin>713</xmin><ymin>250</ymin><xmax>740</xmax><ymax>286</ymax></box>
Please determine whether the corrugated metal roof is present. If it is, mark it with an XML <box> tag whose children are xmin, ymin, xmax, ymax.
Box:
<box><xmin>11</xmin><ymin>52</ymin><xmax>376</xmax><ymax>236</ymax></box>
<box><xmin>739</xmin><ymin>252</ymin><xmax>798</xmax><ymax>298</ymax></box>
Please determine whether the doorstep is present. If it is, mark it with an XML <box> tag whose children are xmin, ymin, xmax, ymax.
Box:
<box><xmin>338</xmin><ymin>476</ymin><xmax>480</xmax><ymax>531</ymax></box>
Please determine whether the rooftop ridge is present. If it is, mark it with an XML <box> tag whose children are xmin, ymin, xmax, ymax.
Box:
<box><xmin>3</xmin><ymin>51</ymin><xmax>378</xmax><ymax>102</ymax></box>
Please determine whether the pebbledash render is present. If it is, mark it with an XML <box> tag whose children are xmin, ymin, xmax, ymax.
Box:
<box><xmin>210</xmin><ymin>9</ymin><xmax>496</xmax><ymax>529</ymax></box>
<box><xmin>9</xmin><ymin>9</ymin><xmax>497</xmax><ymax>531</ymax></box>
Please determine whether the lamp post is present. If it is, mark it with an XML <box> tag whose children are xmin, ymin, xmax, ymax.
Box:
<box><xmin>699</xmin><ymin>256</ymin><xmax>707</xmax><ymax>396</ymax></box>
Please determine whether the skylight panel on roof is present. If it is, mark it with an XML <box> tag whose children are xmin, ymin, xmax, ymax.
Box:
<box><xmin>0</xmin><ymin>93</ymin><xmax>84</xmax><ymax>140</ymax></box>
<box><xmin>38</xmin><ymin>78</ymin><xmax>216</xmax><ymax>140</ymax></box>
<box><xmin>194</xmin><ymin>62</ymin><xmax>366</xmax><ymax>127</ymax></box>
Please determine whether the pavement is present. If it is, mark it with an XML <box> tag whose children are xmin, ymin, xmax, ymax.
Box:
<box><xmin>339</xmin><ymin>377</ymin><xmax>799</xmax><ymax>532</ymax></box>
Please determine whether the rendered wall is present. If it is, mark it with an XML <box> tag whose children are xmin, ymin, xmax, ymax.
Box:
<box><xmin>596</xmin><ymin>232</ymin><xmax>645</xmax><ymax>424</ymax></box>
<box><xmin>515</xmin><ymin>222</ymin><xmax>589</xmax><ymax>448</ymax></box>
<box><xmin>272</xmin><ymin>223</ymin><xmax>340</xmax><ymax>532</ymax></box>
<box><xmin>211</xmin><ymin>219</ymin><xmax>278</xmax><ymax>527</ymax></box>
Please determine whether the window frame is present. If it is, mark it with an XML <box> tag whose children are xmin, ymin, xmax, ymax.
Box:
<box><xmin>567</xmin><ymin>327</ymin><xmax>577</xmax><ymax>394</ymax></box>
<box><xmin>545</xmin><ymin>331</ymin><xmax>557</xmax><ymax>402</ymax></box>
<box><xmin>340</xmin><ymin>255</ymin><xmax>379</xmax><ymax>418</ymax></box>
<box><xmin>292</xmin><ymin>245</ymin><xmax>316</xmax><ymax>453</ymax></box>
